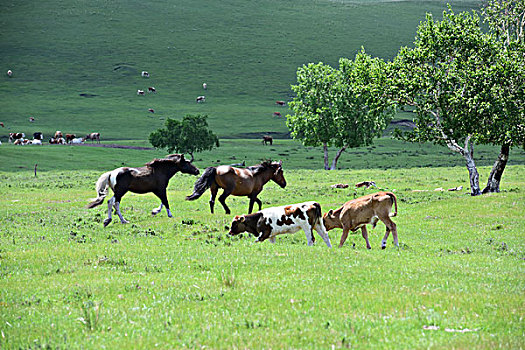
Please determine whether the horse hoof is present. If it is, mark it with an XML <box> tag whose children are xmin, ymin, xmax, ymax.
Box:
<box><xmin>121</xmin><ymin>220</ymin><xmax>129</xmax><ymax>224</ymax></box>
<box><xmin>103</xmin><ymin>219</ymin><xmax>112</xmax><ymax>227</ymax></box>
<box><xmin>151</xmin><ymin>210</ymin><xmax>159</xmax><ymax>216</ymax></box>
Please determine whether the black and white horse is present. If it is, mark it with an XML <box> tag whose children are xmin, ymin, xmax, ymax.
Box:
<box><xmin>87</xmin><ymin>154</ymin><xmax>199</xmax><ymax>226</ymax></box>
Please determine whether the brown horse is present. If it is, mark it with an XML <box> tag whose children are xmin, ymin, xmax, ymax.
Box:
<box><xmin>87</xmin><ymin>154</ymin><xmax>199</xmax><ymax>226</ymax></box>
<box><xmin>186</xmin><ymin>160</ymin><xmax>286</xmax><ymax>214</ymax></box>
<box><xmin>262</xmin><ymin>135</ymin><xmax>273</xmax><ymax>145</ymax></box>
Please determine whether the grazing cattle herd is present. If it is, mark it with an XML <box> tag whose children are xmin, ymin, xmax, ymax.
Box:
<box><xmin>4</xmin><ymin>130</ymin><xmax>100</xmax><ymax>145</ymax></box>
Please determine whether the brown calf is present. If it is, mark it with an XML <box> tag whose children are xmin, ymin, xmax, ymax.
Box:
<box><xmin>323</xmin><ymin>191</ymin><xmax>398</xmax><ymax>249</ymax></box>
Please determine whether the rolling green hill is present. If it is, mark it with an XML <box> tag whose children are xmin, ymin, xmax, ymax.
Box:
<box><xmin>2</xmin><ymin>0</ymin><xmax>480</xmax><ymax>141</ymax></box>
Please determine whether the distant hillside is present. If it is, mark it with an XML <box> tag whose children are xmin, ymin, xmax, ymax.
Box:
<box><xmin>1</xmin><ymin>0</ymin><xmax>479</xmax><ymax>142</ymax></box>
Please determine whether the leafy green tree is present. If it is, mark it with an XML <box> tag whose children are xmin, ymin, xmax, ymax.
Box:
<box><xmin>287</xmin><ymin>51</ymin><xmax>395</xmax><ymax>170</ymax></box>
<box><xmin>480</xmin><ymin>0</ymin><xmax>525</xmax><ymax>193</ymax></box>
<box><xmin>390</xmin><ymin>9</ymin><xmax>505</xmax><ymax>195</ymax></box>
<box><xmin>149</xmin><ymin>114</ymin><xmax>219</xmax><ymax>161</ymax></box>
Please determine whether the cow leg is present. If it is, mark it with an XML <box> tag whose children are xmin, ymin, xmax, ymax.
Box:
<box><xmin>339</xmin><ymin>226</ymin><xmax>351</xmax><ymax>248</ymax></box>
<box><xmin>379</xmin><ymin>216</ymin><xmax>398</xmax><ymax>249</ymax></box>
<box><xmin>256</xmin><ymin>230</ymin><xmax>271</xmax><ymax>242</ymax></box>
<box><xmin>104</xmin><ymin>196</ymin><xmax>115</xmax><ymax>227</ymax></box>
<box><xmin>314</xmin><ymin>223</ymin><xmax>332</xmax><ymax>248</ymax></box>
<box><xmin>361</xmin><ymin>226</ymin><xmax>371</xmax><ymax>249</ymax></box>
<box><xmin>154</xmin><ymin>189</ymin><xmax>172</xmax><ymax>217</ymax></box>
<box><xmin>209</xmin><ymin>185</ymin><xmax>218</xmax><ymax>214</ymax></box>
<box><xmin>386</xmin><ymin>218</ymin><xmax>398</xmax><ymax>247</ymax></box>
<box><xmin>381</xmin><ymin>227</ymin><xmax>390</xmax><ymax>250</ymax></box>
<box><xmin>303</xmin><ymin>226</ymin><xmax>315</xmax><ymax>246</ymax></box>
<box><xmin>218</xmin><ymin>189</ymin><xmax>232</xmax><ymax>215</ymax></box>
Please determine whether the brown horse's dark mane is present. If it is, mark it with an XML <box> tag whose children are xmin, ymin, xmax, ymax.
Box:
<box><xmin>247</xmin><ymin>161</ymin><xmax>276</xmax><ymax>175</ymax></box>
<box><xmin>146</xmin><ymin>155</ymin><xmax>182</xmax><ymax>169</ymax></box>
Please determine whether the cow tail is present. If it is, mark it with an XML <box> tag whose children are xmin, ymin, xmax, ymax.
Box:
<box><xmin>387</xmin><ymin>192</ymin><xmax>398</xmax><ymax>217</ymax></box>
<box><xmin>310</xmin><ymin>201</ymin><xmax>325</xmax><ymax>231</ymax></box>
<box><xmin>87</xmin><ymin>171</ymin><xmax>111</xmax><ymax>208</ymax></box>
<box><xmin>186</xmin><ymin>167</ymin><xmax>216</xmax><ymax>201</ymax></box>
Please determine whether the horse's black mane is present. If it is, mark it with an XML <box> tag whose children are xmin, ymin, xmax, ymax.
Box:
<box><xmin>247</xmin><ymin>161</ymin><xmax>275</xmax><ymax>175</ymax></box>
<box><xmin>146</xmin><ymin>154</ymin><xmax>182</xmax><ymax>168</ymax></box>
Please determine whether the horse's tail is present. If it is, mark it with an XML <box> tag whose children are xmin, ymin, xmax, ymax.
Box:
<box><xmin>186</xmin><ymin>167</ymin><xmax>216</xmax><ymax>201</ymax></box>
<box><xmin>87</xmin><ymin>171</ymin><xmax>112</xmax><ymax>208</ymax></box>
<box><xmin>386</xmin><ymin>192</ymin><xmax>398</xmax><ymax>217</ymax></box>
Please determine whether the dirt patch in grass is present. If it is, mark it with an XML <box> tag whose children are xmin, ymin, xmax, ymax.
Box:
<box><xmin>74</xmin><ymin>144</ymin><xmax>154</xmax><ymax>150</ymax></box>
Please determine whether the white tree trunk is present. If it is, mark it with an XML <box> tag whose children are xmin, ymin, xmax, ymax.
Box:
<box><xmin>444</xmin><ymin>135</ymin><xmax>481</xmax><ymax>196</ymax></box>
<box><xmin>330</xmin><ymin>146</ymin><xmax>347</xmax><ymax>170</ymax></box>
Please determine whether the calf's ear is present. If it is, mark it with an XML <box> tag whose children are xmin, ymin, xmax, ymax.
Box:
<box><xmin>328</xmin><ymin>209</ymin><xmax>334</xmax><ymax>217</ymax></box>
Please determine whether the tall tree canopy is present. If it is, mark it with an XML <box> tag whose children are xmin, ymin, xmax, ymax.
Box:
<box><xmin>149</xmin><ymin>114</ymin><xmax>219</xmax><ymax>161</ymax></box>
<box><xmin>287</xmin><ymin>50</ymin><xmax>395</xmax><ymax>170</ymax></box>
<box><xmin>479</xmin><ymin>0</ymin><xmax>525</xmax><ymax>193</ymax></box>
<box><xmin>390</xmin><ymin>8</ymin><xmax>524</xmax><ymax>195</ymax></box>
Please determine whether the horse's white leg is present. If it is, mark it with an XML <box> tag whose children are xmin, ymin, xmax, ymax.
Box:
<box><xmin>103</xmin><ymin>197</ymin><xmax>115</xmax><ymax>227</ymax></box>
<box><xmin>114</xmin><ymin>201</ymin><xmax>129</xmax><ymax>224</ymax></box>
<box><xmin>165</xmin><ymin>207</ymin><xmax>173</xmax><ymax>218</ymax></box>
<box><xmin>152</xmin><ymin>203</ymin><xmax>163</xmax><ymax>216</ymax></box>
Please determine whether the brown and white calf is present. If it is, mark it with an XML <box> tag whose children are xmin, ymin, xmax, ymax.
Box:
<box><xmin>323</xmin><ymin>192</ymin><xmax>398</xmax><ymax>249</ymax></box>
<box><xmin>9</xmin><ymin>133</ymin><xmax>25</xmax><ymax>143</ymax></box>
<box><xmin>228</xmin><ymin>201</ymin><xmax>332</xmax><ymax>247</ymax></box>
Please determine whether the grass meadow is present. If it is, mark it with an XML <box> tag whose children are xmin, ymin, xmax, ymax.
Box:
<box><xmin>0</xmin><ymin>165</ymin><xmax>524</xmax><ymax>348</ymax></box>
<box><xmin>2</xmin><ymin>0</ymin><xmax>524</xmax><ymax>348</ymax></box>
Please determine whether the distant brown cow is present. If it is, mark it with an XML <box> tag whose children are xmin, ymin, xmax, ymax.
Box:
<box><xmin>65</xmin><ymin>134</ymin><xmax>76</xmax><ymax>143</ymax></box>
<box><xmin>273</xmin><ymin>112</ymin><xmax>281</xmax><ymax>117</ymax></box>
<box><xmin>148</xmin><ymin>87</ymin><xmax>156</xmax><ymax>93</ymax></box>
<box><xmin>323</xmin><ymin>192</ymin><xmax>398</xmax><ymax>250</ymax></box>
<box><xmin>276</xmin><ymin>100</ymin><xmax>286</xmax><ymax>106</ymax></box>
<box><xmin>0</xmin><ymin>122</ymin><xmax>4</xmax><ymax>127</ymax></box>
<box><xmin>148</xmin><ymin>108</ymin><xmax>155</xmax><ymax>113</ymax></box>
<box><xmin>54</xmin><ymin>131</ymin><xmax>63</xmax><ymax>139</ymax></box>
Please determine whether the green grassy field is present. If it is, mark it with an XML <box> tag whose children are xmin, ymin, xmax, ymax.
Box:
<box><xmin>2</xmin><ymin>0</ymin><xmax>524</xmax><ymax>348</ymax></box>
<box><xmin>1</xmin><ymin>166</ymin><xmax>524</xmax><ymax>348</ymax></box>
